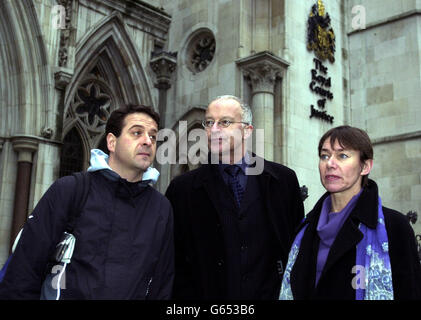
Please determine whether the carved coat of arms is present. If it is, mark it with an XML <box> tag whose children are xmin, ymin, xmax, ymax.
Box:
<box><xmin>307</xmin><ymin>0</ymin><xmax>335</xmax><ymax>63</ymax></box>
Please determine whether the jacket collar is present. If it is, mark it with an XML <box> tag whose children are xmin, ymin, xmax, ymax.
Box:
<box><xmin>350</xmin><ymin>179</ymin><xmax>379</xmax><ymax>229</ymax></box>
<box><xmin>305</xmin><ymin>179</ymin><xmax>379</xmax><ymax>229</ymax></box>
<box><xmin>87</xmin><ymin>148</ymin><xmax>160</xmax><ymax>184</ymax></box>
<box><xmin>192</xmin><ymin>152</ymin><xmax>276</xmax><ymax>188</ymax></box>
<box><xmin>291</xmin><ymin>179</ymin><xmax>380</xmax><ymax>297</ymax></box>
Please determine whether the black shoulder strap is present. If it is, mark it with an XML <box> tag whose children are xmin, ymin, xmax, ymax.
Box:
<box><xmin>65</xmin><ymin>171</ymin><xmax>91</xmax><ymax>233</ymax></box>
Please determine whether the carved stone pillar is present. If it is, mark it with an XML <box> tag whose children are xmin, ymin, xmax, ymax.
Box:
<box><xmin>10</xmin><ymin>137</ymin><xmax>38</xmax><ymax>252</ymax></box>
<box><xmin>236</xmin><ymin>51</ymin><xmax>289</xmax><ymax>161</ymax></box>
<box><xmin>150</xmin><ymin>51</ymin><xmax>177</xmax><ymax>127</ymax></box>
<box><xmin>150</xmin><ymin>51</ymin><xmax>177</xmax><ymax>193</ymax></box>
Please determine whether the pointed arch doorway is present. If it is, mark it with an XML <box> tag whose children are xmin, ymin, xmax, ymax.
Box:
<box><xmin>60</xmin><ymin>13</ymin><xmax>154</xmax><ymax>175</ymax></box>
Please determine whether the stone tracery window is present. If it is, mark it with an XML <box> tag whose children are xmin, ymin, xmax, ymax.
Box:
<box><xmin>61</xmin><ymin>65</ymin><xmax>116</xmax><ymax>172</ymax></box>
<box><xmin>73</xmin><ymin>80</ymin><xmax>111</xmax><ymax>129</ymax></box>
<box><xmin>186</xmin><ymin>30</ymin><xmax>216</xmax><ymax>73</ymax></box>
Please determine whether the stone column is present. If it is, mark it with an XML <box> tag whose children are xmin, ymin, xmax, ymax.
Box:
<box><xmin>10</xmin><ymin>137</ymin><xmax>38</xmax><ymax>252</ymax></box>
<box><xmin>236</xmin><ymin>51</ymin><xmax>289</xmax><ymax>161</ymax></box>
<box><xmin>150</xmin><ymin>51</ymin><xmax>177</xmax><ymax>127</ymax></box>
<box><xmin>150</xmin><ymin>51</ymin><xmax>177</xmax><ymax>192</ymax></box>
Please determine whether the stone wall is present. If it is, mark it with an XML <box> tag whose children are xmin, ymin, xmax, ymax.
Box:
<box><xmin>347</xmin><ymin>0</ymin><xmax>421</xmax><ymax>234</ymax></box>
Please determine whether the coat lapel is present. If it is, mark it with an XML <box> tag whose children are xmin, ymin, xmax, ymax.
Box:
<box><xmin>289</xmin><ymin>197</ymin><xmax>325</xmax><ymax>299</ymax></box>
<box><xmin>193</xmin><ymin>164</ymin><xmax>233</xmax><ymax>220</ymax></box>
<box><xmin>290</xmin><ymin>180</ymin><xmax>381</xmax><ymax>297</ymax></box>
<box><xmin>319</xmin><ymin>218</ymin><xmax>363</xmax><ymax>281</ymax></box>
<box><xmin>256</xmin><ymin>166</ymin><xmax>290</xmax><ymax>257</ymax></box>
<box><xmin>239</xmin><ymin>174</ymin><xmax>260</xmax><ymax>212</ymax></box>
<box><xmin>319</xmin><ymin>182</ymin><xmax>380</xmax><ymax>282</ymax></box>
<box><xmin>313</xmin><ymin>183</ymin><xmax>380</xmax><ymax>285</ymax></box>
<box><xmin>290</xmin><ymin>220</ymin><xmax>319</xmax><ymax>299</ymax></box>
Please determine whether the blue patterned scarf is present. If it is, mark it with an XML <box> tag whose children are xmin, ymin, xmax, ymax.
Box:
<box><xmin>279</xmin><ymin>196</ymin><xmax>393</xmax><ymax>300</ymax></box>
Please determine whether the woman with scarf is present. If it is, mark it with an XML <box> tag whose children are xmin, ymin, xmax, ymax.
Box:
<box><xmin>280</xmin><ymin>125</ymin><xmax>421</xmax><ymax>300</ymax></box>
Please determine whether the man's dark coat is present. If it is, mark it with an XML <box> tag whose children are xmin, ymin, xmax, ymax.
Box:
<box><xmin>0</xmin><ymin>171</ymin><xmax>174</xmax><ymax>299</ymax></box>
<box><xmin>165</xmin><ymin>156</ymin><xmax>304</xmax><ymax>299</ymax></box>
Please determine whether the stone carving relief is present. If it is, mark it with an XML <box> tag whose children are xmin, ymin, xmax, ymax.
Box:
<box><xmin>242</xmin><ymin>62</ymin><xmax>282</xmax><ymax>94</ymax></box>
<box><xmin>57</xmin><ymin>0</ymin><xmax>73</xmax><ymax>67</ymax></box>
<box><xmin>72</xmin><ymin>78</ymin><xmax>111</xmax><ymax>133</ymax></box>
<box><xmin>186</xmin><ymin>30</ymin><xmax>215</xmax><ymax>73</ymax></box>
<box><xmin>150</xmin><ymin>51</ymin><xmax>177</xmax><ymax>89</ymax></box>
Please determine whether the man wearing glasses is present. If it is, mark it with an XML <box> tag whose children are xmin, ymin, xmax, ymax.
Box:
<box><xmin>165</xmin><ymin>95</ymin><xmax>304</xmax><ymax>300</ymax></box>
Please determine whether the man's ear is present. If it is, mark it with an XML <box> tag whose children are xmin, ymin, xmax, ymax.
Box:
<box><xmin>243</xmin><ymin>124</ymin><xmax>254</xmax><ymax>140</ymax></box>
<box><xmin>106</xmin><ymin>133</ymin><xmax>116</xmax><ymax>154</ymax></box>
<box><xmin>361</xmin><ymin>159</ymin><xmax>373</xmax><ymax>176</ymax></box>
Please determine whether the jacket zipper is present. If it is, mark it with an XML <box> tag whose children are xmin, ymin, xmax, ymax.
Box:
<box><xmin>145</xmin><ymin>277</ymin><xmax>153</xmax><ymax>299</ymax></box>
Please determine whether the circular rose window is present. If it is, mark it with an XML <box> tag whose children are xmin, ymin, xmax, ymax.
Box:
<box><xmin>186</xmin><ymin>30</ymin><xmax>216</xmax><ymax>73</ymax></box>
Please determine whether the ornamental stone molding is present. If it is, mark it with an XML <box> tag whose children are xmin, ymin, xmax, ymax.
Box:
<box><xmin>90</xmin><ymin>1</ymin><xmax>171</xmax><ymax>41</ymax></box>
<box><xmin>41</xmin><ymin>127</ymin><xmax>54</xmax><ymax>139</ymax></box>
<box><xmin>236</xmin><ymin>51</ymin><xmax>290</xmax><ymax>95</ymax></box>
<box><xmin>11</xmin><ymin>136</ymin><xmax>39</xmax><ymax>163</ymax></box>
<box><xmin>54</xmin><ymin>70</ymin><xmax>73</xmax><ymax>90</ymax></box>
<box><xmin>150</xmin><ymin>51</ymin><xmax>178</xmax><ymax>89</ymax></box>
<box><xmin>56</xmin><ymin>0</ymin><xmax>74</xmax><ymax>67</ymax></box>
<box><xmin>242</xmin><ymin>62</ymin><xmax>281</xmax><ymax>94</ymax></box>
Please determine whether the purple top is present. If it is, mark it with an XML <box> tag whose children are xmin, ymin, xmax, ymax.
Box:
<box><xmin>315</xmin><ymin>189</ymin><xmax>363</xmax><ymax>286</ymax></box>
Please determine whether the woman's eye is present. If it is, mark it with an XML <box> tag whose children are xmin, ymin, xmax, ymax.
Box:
<box><xmin>320</xmin><ymin>154</ymin><xmax>329</xmax><ymax>160</ymax></box>
<box><xmin>339</xmin><ymin>153</ymin><xmax>349</xmax><ymax>159</ymax></box>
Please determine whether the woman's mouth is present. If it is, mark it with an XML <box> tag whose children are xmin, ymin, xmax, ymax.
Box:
<box><xmin>325</xmin><ymin>174</ymin><xmax>341</xmax><ymax>181</ymax></box>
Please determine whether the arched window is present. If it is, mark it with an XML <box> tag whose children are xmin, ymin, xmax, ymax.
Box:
<box><xmin>59</xmin><ymin>127</ymin><xmax>84</xmax><ymax>177</ymax></box>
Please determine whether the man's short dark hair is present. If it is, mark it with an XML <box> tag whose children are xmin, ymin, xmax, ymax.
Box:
<box><xmin>106</xmin><ymin>103</ymin><xmax>160</xmax><ymax>138</ymax></box>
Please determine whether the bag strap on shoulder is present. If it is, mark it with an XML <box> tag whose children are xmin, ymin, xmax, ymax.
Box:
<box><xmin>65</xmin><ymin>171</ymin><xmax>91</xmax><ymax>233</ymax></box>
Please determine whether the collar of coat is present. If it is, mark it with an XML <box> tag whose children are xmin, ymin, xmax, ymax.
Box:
<box><xmin>303</xmin><ymin>179</ymin><xmax>380</xmax><ymax>231</ymax></box>
<box><xmin>192</xmin><ymin>152</ymin><xmax>278</xmax><ymax>189</ymax></box>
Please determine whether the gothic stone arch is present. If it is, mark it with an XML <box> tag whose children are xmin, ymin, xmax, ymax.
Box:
<box><xmin>61</xmin><ymin>12</ymin><xmax>155</xmax><ymax>168</ymax></box>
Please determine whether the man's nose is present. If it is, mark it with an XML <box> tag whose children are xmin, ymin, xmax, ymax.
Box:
<box><xmin>142</xmin><ymin>134</ymin><xmax>152</xmax><ymax>146</ymax></box>
<box><xmin>210</xmin><ymin>121</ymin><xmax>221</xmax><ymax>132</ymax></box>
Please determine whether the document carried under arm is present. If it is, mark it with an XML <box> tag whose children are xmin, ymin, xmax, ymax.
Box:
<box><xmin>53</xmin><ymin>232</ymin><xmax>76</xmax><ymax>264</ymax></box>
